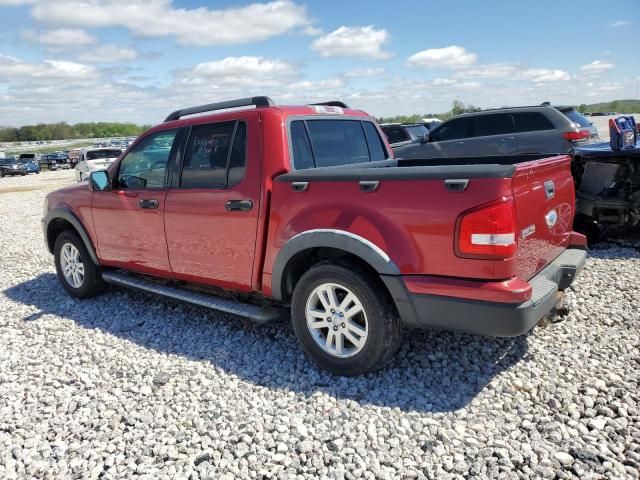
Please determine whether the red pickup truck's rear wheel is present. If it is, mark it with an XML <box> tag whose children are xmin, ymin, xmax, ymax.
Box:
<box><xmin>291</xmin><ymin>262</ymin><xmax>402</xmax><ymax>376</ymax></box>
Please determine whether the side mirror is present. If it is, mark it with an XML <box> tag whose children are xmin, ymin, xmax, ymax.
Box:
<box><xmin>420</xmin><ymin>132</ymin><xmax>430</xmax><ymax>143</ymax></box>
<box><xmin>90</xmin><ymin>170</ymin><xmax>111</xmax><ymax>191</ymax></box>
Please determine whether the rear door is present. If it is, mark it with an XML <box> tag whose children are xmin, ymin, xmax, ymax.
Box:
<box><xmin>512</xmin><ymin>111</ymin><xmax>559</xmax><ymax>154</ymax></box>
<box><xmin>465</xmin><ymin>113</ymin><xmax>517</xmax><ymax>155</ymax></box>
<box><xmin>511</xmin><ymin>155</ymin><xmax>575</xmax><ymax>280</ymax></box>
<box><xmin>163</xmin><ymin>112</ymin><xmax>261</xmax><ymax>291</ymax></box>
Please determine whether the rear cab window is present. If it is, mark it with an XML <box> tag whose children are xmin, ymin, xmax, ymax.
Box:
<box><xmin>289</xmin><ymin>119</ymin><xmax>389</xmax><ymax>169</ymax></box>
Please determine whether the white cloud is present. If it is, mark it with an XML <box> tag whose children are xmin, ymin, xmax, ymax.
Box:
<box><xmin>344</xmin><ymin>67</ymin><xmax>386</xmax><ymax>78</ymax></box>
<box><xmin>407</xmin><ymin>46</ymin><xmax>477</xmax><ymax>69</ymax></box>
<box><xmin>77</xmin><ymin>45</ymin><xmax>137</xmax><ymax>63</ymax></box>
<box><xmin>580</xmin><ymin>60</ymin><xmax>614</xmax><ymax>74</ymax></box>
<box><xmin>22</xmin><ymin>28</ymin><xmax>96</xmax><ymax>47</ymax></box>
<box><xmin>28</xmin><ymin>0</ymin><xmax>311</xmax><ymax>46</ymax></box>
<box><xmin>0</xmin><ymin>54</ymin><xmax>95</xmax><ymax>79</ymax></box>
<box><xmin>608</xmin><ymin>20</ymin><xmax>631</xmax><ymax>27</ymax></box>
<box><xmin>175</xmin><ymin>56</ymin><xmax>297</xmax><ymax>90</ymax></box>
<box><xmin>455</xmin><ymin>63</ymin><xmax>517</xmax><ymax>79</ymax></box>
<box><xmin>311</xmin><ymin>26</ymin><xmax>391</xmax><ymax>59</ymax></box>
<box><xmin>288</xmin><ymin>78</ymin><xmax>344</xmax><ymax>90</ymax></box>
<box><xmin>519</xmin><ymin>68</ymin><xmax>570</xmax><ymax>83</ymax></box>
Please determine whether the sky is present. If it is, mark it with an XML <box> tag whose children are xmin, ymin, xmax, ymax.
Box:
<box><xmin>0</xmin><ymin>0</ymin><xmax>638</xmax><ymax>126</ymax></box>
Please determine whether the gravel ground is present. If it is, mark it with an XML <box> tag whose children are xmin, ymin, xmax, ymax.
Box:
<box><xmin>0</xmin><ymin>170</ymin><xmax>638</xmax><ymax>480</ymax></box>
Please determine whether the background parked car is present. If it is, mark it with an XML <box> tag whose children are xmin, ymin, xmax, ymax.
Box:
<box><xmin>0</xmin><ymin>157</ymin><xmax>27</xmax><ymax>177</ymax></box>
<box><xmin>380</xmin><ymin>123</ymin><xmax>429</xmax><ymax>147</ymax></box>
<box><xmin>394</xmin><ymin>105</ymin><xmax>599</xmax><ymax>159</ymax></box>
<box><xmin>74</xmin><ymin>147</ymin><xmax>123</xmax><ymax>182</ymax></box>
<box><xmin>18</xmin><ymin>153</ymin><xmax>40</xmax><ymax>174</ymax></box>
<box><xmin>421</xmin><ymin>117</ymin><xmax>443</xmax><ymax>130</ymax></box>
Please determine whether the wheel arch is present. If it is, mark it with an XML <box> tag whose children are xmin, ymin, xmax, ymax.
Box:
<box><xmin>271</xmin><ymin>229</ymin><xmax>400</xmax><ymax>302</ymax></box>
<box><xmin>44</xmin><ymin>208</ymin><xmax>100</xmax><ymax>266</ymax></box>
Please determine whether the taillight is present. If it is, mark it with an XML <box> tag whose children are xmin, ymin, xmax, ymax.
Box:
<box><xmin>563</xmin><ymin>129</ymin><xmax>591</xmax><ymax>142</ymax></box>
<box><xmin>456</xmin><ymin>198</ymin><xmax>517</xmax><ymax>259</ymax></box>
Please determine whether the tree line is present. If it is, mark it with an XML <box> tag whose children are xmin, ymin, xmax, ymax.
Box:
<box><xmin>0</xmin><ymin>122</ymin><xmax>151</xmax><ymax>142</ymax></box>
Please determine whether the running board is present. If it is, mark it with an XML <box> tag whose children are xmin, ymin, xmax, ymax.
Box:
<box><xmin>102</xmin><ymin>271</ymin><xmax>283</xmax><ymax>324</ymax></box>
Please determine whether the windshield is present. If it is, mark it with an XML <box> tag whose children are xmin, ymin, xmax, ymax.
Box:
<box><xmin>562</xmin><ymin>109</ymin><xmax>592</xmax><ymax>128</ymax></box>
<box><xmin>405</xmin><ymin>125</ymin><xmax>429</xmax><ymax>139</ymax></box>
<box><xmin>87</xmin><ymin>149</ymin><xmax>121</xmax><ymax>160</ymax></box>
<box><xmin>1</xmin><ymin>158</ymin><xmax>17</xmax><ymax>165</ymax></box>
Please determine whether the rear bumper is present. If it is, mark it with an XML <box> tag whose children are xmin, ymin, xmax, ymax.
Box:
<box><xmin>382</xmin><ymin>248</ymin><xmax>587</xmax><ymax>337</ymax></box>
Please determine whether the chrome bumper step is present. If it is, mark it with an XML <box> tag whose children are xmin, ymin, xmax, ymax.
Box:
<box><xmin>102</xmin><ymin>271</ymin><xmax>283</xmax><ymax>324</ymax></box>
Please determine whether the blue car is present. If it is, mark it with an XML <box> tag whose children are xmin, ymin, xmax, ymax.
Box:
<box><xmin>18</xmin><ymin>154</ymin><xmax>40</xmax><ymax>174</ymax></box>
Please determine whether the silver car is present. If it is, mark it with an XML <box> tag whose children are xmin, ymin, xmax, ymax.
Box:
<box><xmin>394</xmin><ymin>105</ymin><xmax>599</xmax><ymax>159</ymax></box>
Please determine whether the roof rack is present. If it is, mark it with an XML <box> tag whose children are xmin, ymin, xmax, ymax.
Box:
<box><xmin>310</xmin><ymin>101</ymin><xmax>350</xmax><ymax>108</ymax></box>
<box><xmin>164</xmin><ymin>96</ymin><xmax>275</xmax><ymax>122</ymax></box>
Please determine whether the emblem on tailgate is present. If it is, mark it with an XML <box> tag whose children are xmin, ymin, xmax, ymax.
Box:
<box><xmin>545</xmin><ymin>209</ymin><xmax>558</xmax><ymax>228</ymax></box>
<box><xmin>521</xmin><ymin>224</ymin><xmax>536</xmax><ymax>239</ymax></box>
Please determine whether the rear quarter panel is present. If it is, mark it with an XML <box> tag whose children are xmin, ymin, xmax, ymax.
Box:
<box><xmin>264</xmin><ymin>176</ymin><xmax>517</xmax><ymax>284</ymax></box>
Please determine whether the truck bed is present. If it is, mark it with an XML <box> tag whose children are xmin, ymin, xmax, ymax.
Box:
<box><xmin>267</xmin><ymin>154</ymin><xmax>575</xmax><ymax>283</ymax></box>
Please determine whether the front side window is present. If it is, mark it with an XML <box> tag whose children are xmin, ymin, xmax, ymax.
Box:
<box><xmin>180</xmin><ymin>120</ymin><xmax>246</xmax><ymax>188</ymax></box>
<box><xmin>290</xmin><ymin>119</ymin><xmax>388</xmax><ymax>169</ymax></box>
<box><xmin>430</xmin><ymin>117</ymin><xmax>473</xmax><ymax>142</ymax></box>
<box><xmin>117</xmin><ymin>129</ymin><xmax>178</xmax><ymax>189</ymax></box>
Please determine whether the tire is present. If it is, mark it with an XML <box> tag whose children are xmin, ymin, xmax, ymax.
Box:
<box><xmin>21</xmin><ymin>172</ymin><xmax>26</xmax><ymax>176</ymax></box>
<box><xmin>291</xmin><ymin>261</ymin><xmax>402</xmax><ymax>376</ymax></box>
<box><xmin>54</xmin><ymin>230</ymin><xmax>104</xmax><ymax>298</ymax></box>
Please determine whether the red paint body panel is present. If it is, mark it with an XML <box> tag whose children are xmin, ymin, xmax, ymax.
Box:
<box><xmin>404</xmin><ymin>275</ymin><xmax>532</xmax><ymax>304</ymax></box>
<box><xmin>263</xmin><ymin>177</ymin><xmax>519</xmax><ymax>280</ymax></box>
<box><xmin>92</xmin><ymin>189</ymin><xmax>171</xmax><ymax>276</ymax></box>
<box><xmin>511</xmin><ymin>155</ymin><xmax>575</xmax><ymax>280</ymax></box>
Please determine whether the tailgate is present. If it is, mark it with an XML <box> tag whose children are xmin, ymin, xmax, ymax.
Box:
<box><xmin>512</xmin><ymin>155</ymin><xmax>575</xmax><ymax>280</ymax></box>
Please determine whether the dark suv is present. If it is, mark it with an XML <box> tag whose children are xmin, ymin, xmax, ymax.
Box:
<box><xmin>380</xmin><ymin>123</ymin><xmax>429</xmax><ymax>148</ymax></box>
<box><xmin>394</xmin><ymin>105</ymin><xmax>599</xmax><ymax>158</ymax></box>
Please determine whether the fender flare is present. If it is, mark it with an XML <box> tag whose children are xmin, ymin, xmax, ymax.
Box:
<box><xmin>43</xmin><ymin>207</ymin><xmax>100</xmax><ymax>265</ymax></box>
<box><xmin>271</xmin><ymin>229</ymin><xmax>400</xmax><ymax>301</ymax></box>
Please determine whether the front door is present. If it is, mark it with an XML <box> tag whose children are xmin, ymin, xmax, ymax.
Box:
<box><xmin>164</xmin><ymin>113</ymin><xmax>261</xmax><ymax>291</ymax></box>
<box><xmin>92</xmin><ymin>128</ymin><xmax>180</xmax><ymax>276</ymax></box>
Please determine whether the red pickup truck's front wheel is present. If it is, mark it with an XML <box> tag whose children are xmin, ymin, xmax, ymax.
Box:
<box><xmin>291</xmin><ymin>262</ymin><xmax>402</xmax><ymax>376</ymax></box>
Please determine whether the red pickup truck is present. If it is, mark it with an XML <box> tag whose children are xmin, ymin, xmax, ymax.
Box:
<box><xmin>43</xmin><ymin>97</ymin><xmax>587</xmax><ymax>375</ymax></box>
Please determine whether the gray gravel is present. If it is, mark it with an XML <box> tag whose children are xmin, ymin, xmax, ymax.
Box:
<box><xmin>1</xmin><ymin>170</ymin><xmax>639</xmax><ymax>479</ymax></box>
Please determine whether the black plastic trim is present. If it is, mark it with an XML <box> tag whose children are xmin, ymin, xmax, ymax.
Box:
<box><xmin>275</xmin><ymin>163</ymin><xmax>516</xmax><ymax>182</ymax></box>
<box><xmin>271</xmin><ymin>229</ymin><xmax>400</xmax><ymax>301</ymax></box>
<box><xmin>387</xmin><ymin>248</ymin><xmax>587</xmax><ymax>336</ymax></box>
<box><xmin>164</xmin><ymin>96</ymin><xmax>274</xmax><ymax>122</ymax></box>
<box><xmin>42</xmin><ymin>208</ymin><xmax>100</xmax><ymax>265</ymax></box>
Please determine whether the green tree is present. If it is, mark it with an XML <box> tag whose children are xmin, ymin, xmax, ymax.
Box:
<box><xmin>578</xmin><ymin>104</ymin><xmax>587</xmax><ymax>113</ymax></box>
<box><xmin>451</xmin><ymin>100</ymin><xmax>466</xmax><ymax>116</ymax></box>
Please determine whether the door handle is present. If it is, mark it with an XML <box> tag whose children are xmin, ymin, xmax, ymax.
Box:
<box><xmin>291</xmin><ymin>182</ymin><xmax>309</xmax><ymax>192</ymax></box>
<box><xmin>225</xmin><ymin>200</ymin><xmax>253</xmax><ymax>212</ymax></box>
<box><xmin>359</xmin><ymin>180</ymin><xmax>379</xmax><ymax>192</ymax></box>
<box><xmin>139</xmin><ymin>199</ymin><xmax>159</xmax><ymax>209</ymax></box>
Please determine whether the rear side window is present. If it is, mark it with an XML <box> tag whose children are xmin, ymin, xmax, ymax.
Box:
<box><xmin>562</xmin><ymin>109</ymin><xmax>591</xmax><ymax>128</ymax></box>
<box><xmin>362</xmin><ymin>122</ymin><xmax>387</xmax><ymax>161</ymax></box>
<box><xmin>474</xmin><ymin>113</ymin><xmax>515</xmax><ymax>137</ymax></box>
<box><xmin>430</xmin><ymin>117</ymin><xmax>473</xmax><ymax>142</ymax></box>
<box><xmin>290</xmin><ymin>120</ymin><xmax>388</xmax><ymax>169</ymax></box>
<box><xmin>513</xmin><ymin>112</ymin><xmax>555</xmax><ymax>132</ymax></box>
<box><xmin>181</xmin><ymin>121</ymin><xmax>246</xmax><ymax>188</ymax></box>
